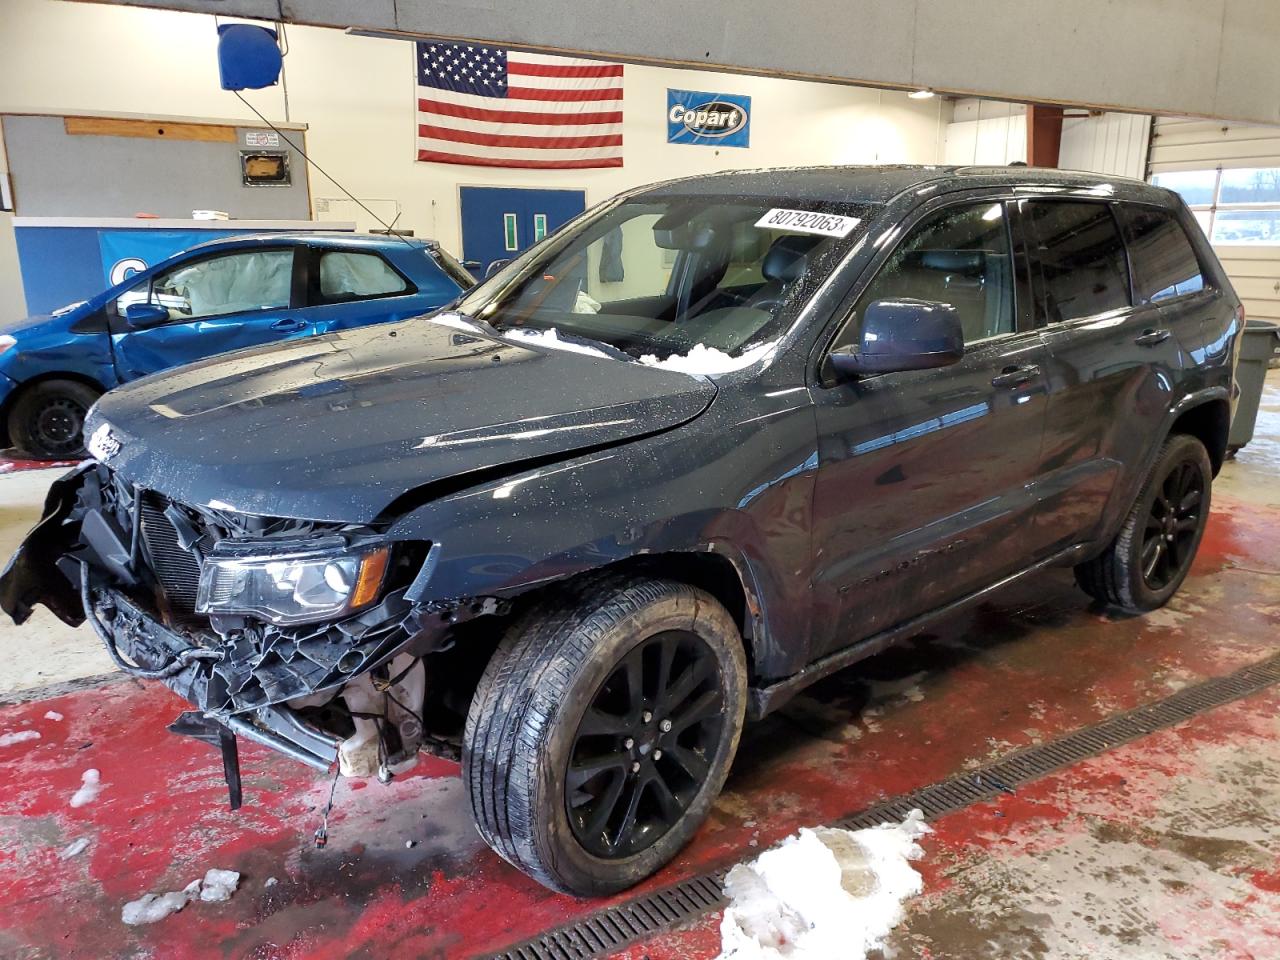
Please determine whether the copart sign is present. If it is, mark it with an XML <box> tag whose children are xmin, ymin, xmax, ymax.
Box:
<box><xmin>667</xmin><ymin>89</ymin><xmax>751</xmax><ymax>148</ymax></box>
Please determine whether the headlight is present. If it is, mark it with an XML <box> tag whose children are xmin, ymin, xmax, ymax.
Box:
<box><xmin>0</xmin><ymin>334</ymin><xmax>16</xmax><ymax>356</ymax></box>
<box><xmin>196</xmin><ymin>542</ymin><xmax>390</xmax><ymax>626</ymax></box>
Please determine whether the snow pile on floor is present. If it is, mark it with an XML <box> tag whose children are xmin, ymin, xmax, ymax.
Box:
<box><xmin>716</xmin><ymin>810</ymin><xmax>931</xmax><ymax>960</ymax></box>
<box><xmin>121</xmin><ymin>869</ymin><xmax>241</xmax><ymax>925</ymax></box>
<box><xmin>639</xmin><ymin>340</ymin><xmax>776</xmax><ymax>376</ymax></box>
<box><xmin>503</xmin><ymin>327</ymin><xmax>611</xmax><ymax>358</ymax></box>
<box><xmin>198</xmin><ymin>869</ymin><xmax>241</xmax><ymax>902</ymax></box>
<box><xmin>69</xmin><ymin>769</ymin><xmax>102</xmax><ymax>808</ymax></box>
<box><xmin>0</xmin><ymin>730</ymin><xmax>41</xmax><ymax>747</ymax></box>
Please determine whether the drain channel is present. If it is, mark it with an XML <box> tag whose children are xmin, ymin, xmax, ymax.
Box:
<box><xmin>486</xmin><ymin>651</ymin><xmax>1280</xmax><ymax>960</ymax></box>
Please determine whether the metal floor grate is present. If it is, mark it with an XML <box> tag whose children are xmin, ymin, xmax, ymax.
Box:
<box><xmin>486</xmin><ymin>651</ymin><xmax>1280</xmax><ymax>960</ymax></box>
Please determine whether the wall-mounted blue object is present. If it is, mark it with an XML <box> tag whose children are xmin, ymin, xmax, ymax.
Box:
<box><xmin>217</xmin><ymin>24</ymin><xmax>283</xmax><ymax>91</ymax></box>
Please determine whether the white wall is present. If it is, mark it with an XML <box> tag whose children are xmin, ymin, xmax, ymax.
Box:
<box><xmin>0</xmin><ymin>0</ymin><xmax>949</xmax><ymax>278</ymax></box>
<box><xmin>943</xmin><ymin>100</ymin><xmax>1027</xmax><ymax>166</ymax></box>
<box><xmin>1059</xmin><ymin>112</ymin><xmax>1150</xmax><ymax>180</ymax></box>
<box><xmin>943</xmin><ymin>98</ymin><xmax>1150</xmax><ymax>179</ymax></box>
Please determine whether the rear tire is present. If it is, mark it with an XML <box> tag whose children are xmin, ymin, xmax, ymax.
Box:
<box><xmin>1074</xmin><ymin>433</ymin><xmax>1212</xmax><ymax>612</ymax></box>
<box><xmin>7</xmin><ymin>379</ymin><xmax>101</xmax><ymax>460</ymax></box>
<box><xmin>463</xmin><ymin>575</ymin><xmax>747</xmax><ymax>896</ymax></box>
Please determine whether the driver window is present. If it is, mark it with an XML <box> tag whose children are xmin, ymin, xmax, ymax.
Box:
<box><xmin>123</xmin><ymin>250</ymin><xmax>294</xmax><ymax>322</ymax></box>
<box><xmin>831</xmin><ymin>202</ymin><xmax>1015</xmax><ymax>354</ymax></box>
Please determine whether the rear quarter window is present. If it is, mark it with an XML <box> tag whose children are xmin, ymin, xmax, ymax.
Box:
<box><xmin>1114</xmin><ymin>204</ymin><xmax>1206</xmax><ymax>303</ymax></box>
<box><xmin>316</xmin><ymin>251</ymin><xmax>410</xmax><ymax>303</ymax></box>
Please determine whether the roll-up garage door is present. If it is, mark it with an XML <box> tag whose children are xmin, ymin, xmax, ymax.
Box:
<box><xmin>1148</xmin><ymin>117</ymin><xmax>1280</xmax><ymax>323</ymax></box>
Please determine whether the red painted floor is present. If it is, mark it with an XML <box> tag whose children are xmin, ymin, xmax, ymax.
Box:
<box><xmin>1</xmin><ymin>491</ymin><xmax>1278</xmax><ymax>958</ymax></box>
<box><xmin>616</xmin><ymin>685</ymin><xmax>1280</xmax><ymax>959</ymax></box>
<box><xmin>0</xmin><ymin>454</ymin><xmax>79</xmax><ymax>475</ymax></box>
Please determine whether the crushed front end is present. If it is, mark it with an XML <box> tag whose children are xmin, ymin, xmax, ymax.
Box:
<box><xmin>0</xmin><ymin>462</ymin><xmax>501</xmax><ymax>807</ymax></box>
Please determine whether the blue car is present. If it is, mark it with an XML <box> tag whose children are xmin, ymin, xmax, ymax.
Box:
<box><xmin>0</xmin><ymin>232</ymin><xmax>472</xmax><ymax>458</ymax></box>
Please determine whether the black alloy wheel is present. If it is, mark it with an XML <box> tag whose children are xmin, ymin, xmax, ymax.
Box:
<box><xmin>464</xmin><ymin>576</ymin><xmax>747</xmax><ymax>895</ymax></box>
<box><xmin>566</xmin><ymin>630</ymin><xmax>724</xmax><ymax>859</ymax></box>
<box><xmin>1140</xmin><ymin>459</ymin><xmax>1205</xmax><ymax>590</ymax></box>
<box><xmin>1074</xmin><ymin>433</ymin><xmax>1213</xmax><ymax>612</ymax></box>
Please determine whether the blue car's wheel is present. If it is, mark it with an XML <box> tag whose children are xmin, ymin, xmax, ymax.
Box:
<box><xmin>8</xmin><ymin>379</ymin><xmax>101</xmax><ymax>460</ymax></box>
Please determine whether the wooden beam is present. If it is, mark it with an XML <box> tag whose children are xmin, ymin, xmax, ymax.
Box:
<box><xmin>1026</xmin><ymin>104</ymin><xmax>1064</xmax><ymax>168</ymax></box>
<box><xmin>64</xmin><ymin>116</ymin><xmax>237</xmax><ymax>143</ymax></box>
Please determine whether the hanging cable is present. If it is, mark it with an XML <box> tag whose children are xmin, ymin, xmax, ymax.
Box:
<box><xmin>232</xmin><ymin>88</ymin><xmax>414</xmax><ymax>246</ymax></box>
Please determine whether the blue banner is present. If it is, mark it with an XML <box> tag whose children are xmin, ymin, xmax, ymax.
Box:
<box><xmin>97</xmin><ymin>230</ymin><xmax>234</xmax><ymax>288</ymax></box>
<box><xmin>667</xmin><ymin>89</ymin><xmax>751</xmax><ymax>148</ymax></box>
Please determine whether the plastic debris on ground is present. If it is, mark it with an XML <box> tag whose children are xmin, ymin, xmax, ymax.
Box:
<box><xmin>716</xmin><ymin>810</ymin><xmax>931</xmax><ymax>960</ymax></box>
<box><xmin>120</xmin><ymin>869</ymin><xmax>241</xmax><ymax>925</ymax></box>
<box><xmin>69</xmin><ymin>769</ymin><xmax>102</xmax><ymax>808</ymax></box>
<box><xmin>58</xmin><ymin>837</ymin><xmax>90</xmax><ymax>860</ymax></box>
<box><xmin>0</xmin><ymin>730</ymin><xmax>41</xmax><ymax>746</ymax></box>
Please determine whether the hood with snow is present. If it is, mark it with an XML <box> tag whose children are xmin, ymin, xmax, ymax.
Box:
<box><xmin>85</xmin><ymin>316</ymin><xmax>717</xmax><ymax>523</ymax></box>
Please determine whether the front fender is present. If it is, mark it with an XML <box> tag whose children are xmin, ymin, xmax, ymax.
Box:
<box><xmin>385</xmin><ymin>388</ymin><xmax>820</xmax><ymax>678</ymax></box>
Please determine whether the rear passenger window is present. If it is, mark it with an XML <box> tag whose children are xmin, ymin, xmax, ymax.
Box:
<box><xmin>317</xmin><ymin>251</ymin><xmax>409</xmax><ymax>302</ymax></box>
<box><xmin>1114</xmin><ymin>205</ymin><xmax>1205</xmax><ymax>303</ymax></box>
<box><xmin>1024</xmin><ymin>201</ymin><xmax>1130</xmax><ymax>322</ymax></box>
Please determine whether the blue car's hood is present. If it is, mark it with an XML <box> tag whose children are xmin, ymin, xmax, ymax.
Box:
<box><xmin>0</xmin><ymin>301</ymin><xmax>92</xmax><ymax>339</ymax></box>
<box><xmin>87</xmin><ymin>317</ymin><xmax>716</xmax><ymax>524</ymax></box>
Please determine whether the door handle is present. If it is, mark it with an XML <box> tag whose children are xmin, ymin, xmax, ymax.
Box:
<box><xmin>270</xmin><ymin>318</ymin><xmax>307</xmax><ymax>332</ymax></box>
<box><xmin>991</xmin><ymin>364</ymin><xmax>1040</xmax><ymax>388</ymax></box>
<box><xmin>1134</xmin><ymin>327</ymin><xmax>1172</xmax><ymax>347</ymax></box>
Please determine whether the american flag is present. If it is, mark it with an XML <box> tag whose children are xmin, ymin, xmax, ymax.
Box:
<box><xmin>415</xmin><ymin>41</ymin><xmax>623</xmax><ymax>169</ymax></box>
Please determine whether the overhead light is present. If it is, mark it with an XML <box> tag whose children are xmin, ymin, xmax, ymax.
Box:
<box><xmin>908</xmin><ymin>89</ymin><xmax>935</xmax><ymax>100</ymax></box>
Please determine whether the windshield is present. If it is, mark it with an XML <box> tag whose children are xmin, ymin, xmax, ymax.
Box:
<box><xmin>454</xmin><ymin>194</ymin><xmax>872</xmax><ymax>364</ymax></box>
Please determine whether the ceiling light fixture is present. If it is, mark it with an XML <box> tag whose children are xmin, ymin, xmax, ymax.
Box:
<box><xmin>908</xmin><ymin>89</ymin><xmax>935</xmax><ymax>100</ymax></box>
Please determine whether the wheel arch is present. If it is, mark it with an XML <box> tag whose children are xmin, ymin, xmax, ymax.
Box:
<box><xmin>1168</xmin><ymin>395</ymin><xmax>1231</xmax><ymax>476</ymax></box>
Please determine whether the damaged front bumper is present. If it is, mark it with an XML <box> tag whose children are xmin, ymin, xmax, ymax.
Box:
<box><xmin>0</xmin><ymin>462</ymin><xmax>493</xmax><ymax>807</ymax></box>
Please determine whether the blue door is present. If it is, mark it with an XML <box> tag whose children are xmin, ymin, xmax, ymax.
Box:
<box><xmin>460</xmin><ymin>187</ymin><xmax>586</xmax><ymax>276</ymax></box>
<box><xmin>108</xmin><ymin>247</ymin><xmax>309</xmax><ymax>381</ymax></box>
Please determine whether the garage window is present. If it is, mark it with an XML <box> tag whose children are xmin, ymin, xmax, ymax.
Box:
<box><xmin>1152</xmin><ymin>167</ymin><xmax>1280</xmax><ymax>245</ymax></box>
<box><xmin>317</xmin><ymin>251</ymin><xmax>409</xmax><ymax>302</ymax></box>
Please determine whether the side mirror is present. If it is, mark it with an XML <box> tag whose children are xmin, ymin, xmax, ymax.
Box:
<box><xmin>484</xmin><ymin>258</ymin><xmax>511</xmax><ymax>279</ymax></box>
<box><xmin>123</xmin><ymin>302</ymin><xmax>169</xmax><ymax>329</ymax></box>
<box><xmin>829</xmin><ymin>298</ymin><xmax>964</xmax><ymax>378</ymax></box>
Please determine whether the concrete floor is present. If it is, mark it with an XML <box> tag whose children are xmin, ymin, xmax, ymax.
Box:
<box><xmin>0</xmin><ymin>371</ymin><xmax>1277</xmax><ymax>958</ymax></box>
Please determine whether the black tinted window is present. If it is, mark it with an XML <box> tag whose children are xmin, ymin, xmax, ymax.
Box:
<box><xmin>1115</xmin><ymin>205</ymin><xmax>1205</xmax><ymax>303</ymax></box>
<box><xmin>834</xmin><ymin>201</ymin><xmax>1016</xmax><ymax>352</ymax></box>
<box><xmin>1025</xmin><ymin>201</ymin><xmax>1130</xmax><ymax>322</ymax></box>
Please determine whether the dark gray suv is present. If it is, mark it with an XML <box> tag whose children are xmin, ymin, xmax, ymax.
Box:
<box><xmin>1</xmin><ymin>166</ymin><xmax>1243</xmax><ymax>895</ymax></box>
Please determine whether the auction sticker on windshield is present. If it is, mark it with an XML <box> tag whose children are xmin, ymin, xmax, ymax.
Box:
<box><xmin>755</xmin><ymin>208</ymin><xmax>861</xmax><ymax>237</ymax></box>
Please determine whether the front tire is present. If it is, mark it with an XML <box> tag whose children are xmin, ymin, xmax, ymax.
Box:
<box><xmin>7</xmin><ymin>379</ymin><xmax>101</xmax><ymax>460</ymax></box>
<box><xmin>1075</xmin><ymin>433</ymin><xmax>1212</xmax><ymax>612</ymax></box>
<box><xmin>463</xmin><ymin>575</ymin><xmax>747</xmax><ymax>896</ymax></box>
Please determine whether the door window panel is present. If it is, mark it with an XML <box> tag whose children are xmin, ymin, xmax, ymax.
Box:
<box><xmin>130</xmin><ymin>250</ymin><xmax>293</xmax><ymax>321</ymax></box>
<box><xmin>1025</xmin><ymin>201</ymin><xmax>1130</xmax><ymax>322</ymax></box>
<box><xmin>318</xmin><ymin>251</ymin><xmax>409</xmax><ymax>301</ymax></box>
<box><xmin>833</xmin><ymin>201</ymin><xmax>1016</xmax><ymax>352</ymax></box>
<box><xmin>1115</xmin><ymin>205</ymin><xmax>1205</xmax><ymax>303</ymax></box>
